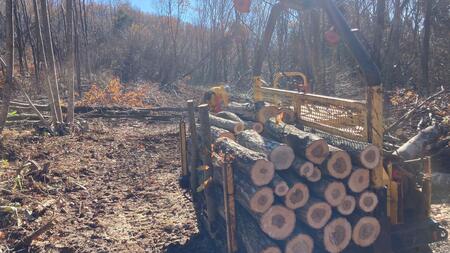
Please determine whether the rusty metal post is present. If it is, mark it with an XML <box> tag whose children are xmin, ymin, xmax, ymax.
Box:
<box><xmin>179</xmin><ymin>119</ymin><xmax>188</xmax><ymax>178</ymax></box>
<box><xmin>198</xmin><ymin>104</ymin><xmax>217</xmax><ymax>236</ymax></box>
<box><xmin>187</xmin><ymin>100</ymin><xmax>199</xmax><ymax>196</ymax></box>
<box><xmin>223</xmin><ymin>155</ymin><xmax>237</xmax><ymax>253</ymax></box>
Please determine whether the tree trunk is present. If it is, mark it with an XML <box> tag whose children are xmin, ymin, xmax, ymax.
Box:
<box><xmin>215</xmin><ymin>111</ymin><xmax>244</xmax><ymax>123</ymax></box>
<box><xmin>295</xmin><ymin>197</ymin><xmax>332</xmax><ymax>229</ymax></box>
<box><xmin>66</xmin><ymin>0</ymin><xmax>75</xmax><ymax>125</ymax></box>
<box><xmin>357</xmin><ymin>191</ymin><xmax>379</xmax><ymax>213</ymax></box>
<box><xmin>373</xmin><ymin>0</ymin><xmax>385</xmax><ymax>67</ymax></box>
<box><xmin>309</xmin><ymin>178</ymin><xmax>346</xmax><ymax>207</ymax></box>
<box><xmin>0</xmin><ymin>0</ymin><xmax>15</xmax><ymax>135</ymax></box>
<box><xmin>210</xmin><ymin>126</ymin><xmax>235</xmax><ymax>141</ymax></box>
<box><xmin>264</xmin><ymin>118</ymin><xmax>329</xmax><ymax>165</ymax></box>
<box><xmin>213</xmin><ymin>138</ymin><xmax>275</xmax><ymax>186</ymax></box>
<box><xmin>210</xmin><ymin>114</ymin><xmax>245</xmax><ymax>134</ymax></box>
<box><xmin>421</xmin><ymin>0</ymin><xmax>433</xmax><ymax>95</ymax></box>
<box><xmin>337</xmin><ymin>195</ymin><xmax>356</xmax><ymax>216</ymax></box>
<box><xmin>236</xmin><ymin>130</ymin><xmax>295</xmax><ymax>170</ymax></box>
<box><xmin>347</xmin><ymin>168</ymin><xmax>370</xmax><ymax>193</ymax></box>
<box><xmin>40</xmin><ymin>0</ymin><xmax>63</xmax><ymax>123</ymax></box>
<box><xmin>306</xmin><ymin>167</ymin><xmax>322</xmax><ymax>183</ymax></box>
<box><xmin>260</xmin><ymin>205</ymin><xmax>296</xmax><ymax>240</ymax></box>
<box><xmin>278</xmin><ymin>170</ymin><xmax>310</xmax><ymax>209</ymax></box>
<box><xmin>225</xmin><ymin>102</ymin><xmax>255</xmax><ymax>121</ymax></box>
<box><xmin>283</xmin><ymin>231</ymin><xmax>314</xmax><ymax>253</ymax></box>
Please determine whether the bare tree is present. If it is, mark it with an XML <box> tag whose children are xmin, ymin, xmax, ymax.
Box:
<box><xmin>421</xmin><ymin>0</ymin><xmax>433</xmax><ymax>95</ymax></box>
<box><xmin>0</xmin><ymin>0</ymin><xmax>14</xmax><ymax>135</ymax></box>
<box><xmin>66</xmin><ymin>0</ymin><xmax>75</xmax><ymax>125</ymax></box>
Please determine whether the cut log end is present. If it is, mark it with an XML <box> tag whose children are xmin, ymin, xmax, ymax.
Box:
<box><xmin>337</xmin><ymin>195</ymin><xmax>356</xmax><ymax>216</ymax></box>
<box><xmin>273</xmin><ymin>181</ymin><xmax>289</xmax><ymax>197</ymax></box>
<box><xmin>327</xmin><ymin>151</ymin><xmax>352</xmax><ymax>179</ymax></box>
<box><xmin>352</xmin><ymin>217</ymin><xmax>381</xmax><ymax>247</ymax></box>
<box><xmin>270</xmin><ymin>145</ymin><xmax>295</xmax><ymax>170</ymax></box>
<box><xmin>358</xmin><ymin>191</ymin><xmax>379</xmax><ymax>213</ymax></box>
<box><xmin>307</xmin><ymin>167</ymin><xmax>322</xmax><ymax>182</ymax></box>
<box><xmin>251</xmin><ymin>160</ymin><xmax>276</xmax><ymax>186</ymax></box>
<box><xmin>234</xmin><ymin>122</ymin><xmax>245</xmax><ymax>133</ymax></box>
<box><xmin>292</xmin><ymin>158</ymin><xmax>315</xmax><ymax>178</ymax></box>
<box><xmin>253</xmin><ymin>122</ymin><xmax>264</xmax><ymax>134</ymax></box>
<box><xmin>285</xmin><ymin>234</ymin><xmax>314</xmax><ymax>253</ymax></box>
<box><xmin>307</xmin><ymin>202</ymin><xmax>332</xmax><ymax>229</ymax></box>
<box><xmin>360</xmin><ymin>144</ymin><xmax>381</xmax><ymax>169</ymax></box>
<box><xmin>262</xmin><ymin>247</ymin><xmax>282</xmax><ymax>253</ymax></box>
<box><xmin>251</xmin><ymin>187</ymin><xmax>275</xmax><ymax>213</ymax></box>
<box><xmin>260</xmin><ymin>205</ymin><xmax>296</xmax><ymax>240</ymax></box>
<box><xmin>285</xmin><ymin>183</ymin><xmax>310</xmax><ymax>210</ymax></box>
<box><xmin>325</xmin><ymin>181</ymin><xmax>346</xmax><ymax>207</ymax></box>
<box><xmin>348</xmin><ymin>168</ymin><xmax>370</xmax><ymax>193</ymax></box>
<box><xmin>323</xmin><ymin>218</ymin><xmax>352</xmax><ymax>253</ymax></box>
<box><xmin>306</xmin><ymin>139</ymin><xmax>330</xmax><ymax>164</ymax></box>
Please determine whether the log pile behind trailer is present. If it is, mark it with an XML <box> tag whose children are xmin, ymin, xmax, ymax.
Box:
<box><xmin>194</xmin><ymin>108</ymin><xmax>382</xmax><ymax>253</ymax></box>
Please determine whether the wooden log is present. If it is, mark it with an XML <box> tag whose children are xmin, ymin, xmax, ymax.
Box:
<box><xmin>278</xmin><ymin>170</ymin><xmax>310</xmax><ymax>209</ymax></box>
<box><xmin>211</xmin><ymin>126</ymin><xmax>235</xmax><ymax>141</ymax></box>
<box><xmin>215</xmin><ymin>111</ymin><xmax>244</xmax><ymax>123</ymax></box>
<box><xmin>214</xmin><ymin>137</ymin><xmax>275</xmax><ymax>186</ymax></box>
<box><xmin>187</xmin><ymin>100</ymin><xmax>199</xmax><ymax>196</ymax></box>
<box><xmin>291</xmin><ymin>157</ymin><xmax>314</xmax><ymax>178</ymax></box>
<box><xmin>347</xmin><ymin>168</ymin><xmax>370</xmax><ymax>193</ymax></box>
<box><xmin>264</xmin><ymin>118</ymin><xmax>329</xmax><ymax>165</ymax></box>
<box><xmin>213</xmin><ymin>160</ymin><xmax>274</xmax><ymax>214</ymax></box>
<box><xmin>357</xmin><ymin>191</ymin><xmax>379</xmax><ymax>213</ymax></box>
<box><xmin>306</xmin><ymin>167</ymin><xmax>322</xmax><ymax>182</ymax></box>
<box><xmin>295</xmin><ymin>197</ymin><xmax>332</xmax><ymax>229</ymax></box>
<box><xmin>279</xmin><ymin>107</ymin><xmax>296</xmax><ymax>124</ymax></box>
<box><xmin>260</xmin><ymin>205</ymin><xmax>296</xmax><ymax>240</ymax></box>
<box><xmin>351</xmin><ymin>216</ymin><xmax>381</xmax><ymax>247</ymax></box>
<box><xmin>315</xmin><ymin>217</ymin><xmax>352</xmax><ymax>253</ymax></box>
<box><xmin>269</xmin><ymin>174</ymin><xmax>289</xmax><ymax>197</ymax></box>
<box><xmin>314</xmin><ymin>133</ymin><xmax>381</xmax><ymax>169</ymax></box>
<box><xmin>257</xmin><ymin>105</ymin><xmax>280</xmax><ymax>123</ymax></box>
<box><xmin>236</xmin><ymin>130</ymin><xmax>295</xmax><ymax>170</ymax></box>
<box><xmin>319</xmin><ymin>147</ymin><xmax>352</xmax><ymax>179</ymax></box>
<box><xmin>245</xmin><ymin>121</ymin><xmax>264</xmax><ymax>134</ymax></box>
<box><xmin>283</xmin><ymin>230</ymin><xmax>314</xmax><ymax>253</ymax></box>
<box><xmin>215</xmin><ymin>187</ymin><xmax>282</xmax><ymax>253</ymax></box>
<box><xmin>210</xmin><ymin>113</ymin><xmax>245</xmax><ymax>134</ymax></box>
<box><xmin>337</xmin><ymin>195</ymin><xmax>356</xmax><ymax>216</ymax></box>
<box><xmin>226</xmin><ymin>102</ymin><xmax>256</xmax><ymax>121</ymax></box>
<box><xmin>309</xmin><ymin>178</ymin><xmax>346</xmax><ymax>207</ymax></box>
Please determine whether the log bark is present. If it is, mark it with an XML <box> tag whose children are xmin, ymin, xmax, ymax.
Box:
<box><xmin>210</xmin><ymin>126</ymin><xmax>235</xmax><ymax>141</ymax></box>
<box><xmin>337</xmin><ymin>195</ymin><xmax>356</xmax><ymax>216</ymax></box>
<box><xmin>213</xmin><ymin>161</ymin><xmax>274</xmax><ymax>214</ymax></box>
<box><xmin>395</xmin><ymin>124</ymin><xmax>448</xmax><ymax>160</ymax></box>
<box><xmin>309</xmin><ymin>178</ymin><xmax>346</xmax><ymax>207</ymax></box>
<box><xmin>357</xmin><ymin>191</ymin><xmax>379</xmax><ymax>213</ymax></box>
<box><xmin>295</xmin><ymin>197</ymin><xmax>332</xmax><ymax>229</ymax></box>
<box><xmin>351</xmin><ymin>216</ymin><xmax>381</xmax><ymax>247</ymax></box>
<box><xmin>214</xmin><ymin>137</ymin><xmax>275</xmax><ymax>186</ymax></box>
<box><xmin>291</xmin><ymin>157</ymin><xmax>314</xmax><ymax>178</ymax></box>
<box><xmin>260</xmin><ymin>205</ymin><xmax>296</xmax><ymax>240</ymax></box>
<box><xmin>226</xmin><ymin>102</ymin><xmax>256</xmax><ymax>121</ymax></box>
<box><xmin>215</xmin><ymin>111</ymin><xmax>244</xmax><ymax>123</ymax></box>
<box><xmin>319</xmin><ymin>147</ymin><xmax>352</xmax><ymax>179</ymax></box>
<box><xmin>245</xmin><ymin>121</ymin><xmax>264</xmax><ymax>134</ymax></box>
<box><xmin>214</xmin><ymin>187</ymin><xmax>282</xmax><ymax>253</ymax></box>
<box><xmin>209</xmin><ymin>113</ymin><xmax>245</xmax><ymax>134</ymax></box>
<box><xmin>316</xmin><ymin>133</ymin><xmax>381</xmax><ymax>169</ymax></box>
<box><xmin>279</xmin><ymin>107</ymin><xmax>296</xmax><ymax>124</ymax></box>
<box><xmin>236</xmin><ymin>130</ymin><xmax>295</xmax><ymax>170</ymax></box>
<box><xmin>264</xmin><ymin>118</ymin><xmax>329</xmax><ymax>164</ymax></box>
<box><xmin>269</xmin><ymin>174</ymin><xmax>289</xmax><ymax>197</ymax></box>
<box><xmin>314</xmin><ymin>217</ymin><xmax>352</xmax><ymax>253</ymax></box>
<box><xmin>283</xmin><ymin>230</ymin><xmax>314</xmax><ymax>253</ymax></box>
<box><xmin>257</xmin><ymin>106</ymin><xmax>280</xmax><ymax>123</ymax></box>
<box><xmin>306</xmin><ymin>167</ymin><xmax>322</xmax><ymax>182</ymax></box>
<box><xmin>347</xmin><ymin>168</ymin><xmax>370</xmax><ymax>193</ymax></box>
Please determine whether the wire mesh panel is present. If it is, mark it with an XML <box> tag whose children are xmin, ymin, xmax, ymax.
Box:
<box><xmin>255</xmin><ymin>86</ymin><xmax>369</xmax><ymax>142</ymax></box>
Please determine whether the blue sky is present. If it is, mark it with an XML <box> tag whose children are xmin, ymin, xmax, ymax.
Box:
<box><xmin>129</xmin><ymin>1</ymin><xmax>156</xmax><ymax>13</ymax></box>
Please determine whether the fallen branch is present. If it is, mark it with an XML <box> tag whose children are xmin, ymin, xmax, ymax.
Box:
<box><xmin>14</xmin><ymin>221</ymin><xmax>54</xmax><ymax>250</ymax></box>
<box><xmin>386</xmin><ymin>86</ymin><xmax>446</xmax><ymax>134</ymax></box>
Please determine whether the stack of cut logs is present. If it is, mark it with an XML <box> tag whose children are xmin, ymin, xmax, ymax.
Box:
<box><xmin>198</xmin><ymin>103</ymin><xmax>382</xmax><ymax>253</ymax></box>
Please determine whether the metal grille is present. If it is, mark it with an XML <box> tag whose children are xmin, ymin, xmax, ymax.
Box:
<box><xmin>255</xmin><ymin>86</ymin><xmax>369</xmax><ymax>142</ymax></box>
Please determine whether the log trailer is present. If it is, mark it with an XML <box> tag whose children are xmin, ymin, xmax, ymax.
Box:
<box><xmin>179</xmin><ymin>0</ymin><xmax>448</xmax><ymax>252</ymax></box>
